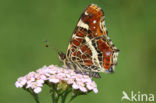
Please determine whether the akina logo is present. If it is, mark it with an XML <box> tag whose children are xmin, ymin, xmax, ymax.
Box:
<box><xmin>121</xmin><ymin>91</ymin><xmax>154</xmax><ymax>102</ymax></box>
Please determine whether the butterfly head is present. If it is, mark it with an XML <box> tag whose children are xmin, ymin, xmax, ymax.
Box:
<box><xmin>58</xmin><ymin>51</ymin><xmax>66</xmax><ymax>62</ymax></box>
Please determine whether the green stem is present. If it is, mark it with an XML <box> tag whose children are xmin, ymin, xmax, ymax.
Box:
<box><xmin>32</xmin><ymin>94</ymin><xmax>40</xmax><ymax>103</ymax></box>
<box><xmin>68</xmin><ymin>91</ymin><xmax>87</xmax><ymax>103</ymax></box>
<box><xmin>52</xmin><ymin>91</ymin><xmax>59</xmax><ymax>103</ymax></box>
<box><xmin>24</xmin><ymin>88</ymin><xmax>40</xmax><ymax>103</ymax></box>
<box><xmin>61</xmin><ymin>89</ymin><xmax>72</xmax><ymax>103</ymax></box>
<box><xmin>50</xmin><ymin>87</ymin><xmax>60</xmax><ymax>103</ymax></box>
<box><xmin>68</xmin><ymin>93</ymin><xmax>78</xmax><ymax>103</ymax></box>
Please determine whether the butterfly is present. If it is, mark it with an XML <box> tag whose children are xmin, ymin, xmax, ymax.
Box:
<box><xmin>58</xmin><ymin>4</ymin><xmax>119</xmax><ymax>78</ymax></box>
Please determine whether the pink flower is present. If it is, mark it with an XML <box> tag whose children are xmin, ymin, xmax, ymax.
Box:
<box><xmin>15</xmin><ymin>77</ymin><xmax>27</xmax><ymax>88</ymax></box>
<box><xmin>34</xmin><ymin>87</ymin><xmax>42</xmax><ymax>94</ymax></box>
<box><xmin>49</xmin><ymin>75</ymin><xmax>59</xmax><ymax>83</ymax></box>
<box><xmin>66</xmin><ymin>78</ymin><xmax>74</xmax><ymax>84</ymax></box>
<box><xmin>86</xmin><ymin>81</ymin><xmax>97</xmax><ymax>90</ymax></box>
<box><xmin>75</xmin><ymin>74</ymin><xmax>83</xmax><ymax>82</ymax></box>
<box><xmin>93</xmin><ymin>88</ymin><xmax>98</xmax><ymax>93</ymax></box>
<box><xmin>15</xmin><ymin>64</ymin><xmax>98</xmax><ymax>94</ymax></box>
<box><xmin>79</xmin><ymin>86</ymin><xmax>87</xmax><ymax>92</ymax></box>
<box><xmin>72</xmin><ymin>82</ymin><xmax>79</xmax><ymax>89</ymax></box>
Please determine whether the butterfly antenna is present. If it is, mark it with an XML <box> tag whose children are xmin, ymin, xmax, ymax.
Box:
<box><xmin>43</xmin><ymin>40</ymin><xmax>60</xmax><ymax>53</ymax></box>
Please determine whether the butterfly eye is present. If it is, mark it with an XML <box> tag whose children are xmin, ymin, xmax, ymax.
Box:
<box><xmin>58</xmin><ymin>52</ymin><xmax>66</xmax><ymax>61</ymax></box>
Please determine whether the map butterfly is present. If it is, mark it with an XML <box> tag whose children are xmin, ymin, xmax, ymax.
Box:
<box><xmin>58</xmin><ymin>4</ymin><xmax>119</xmax><ymax>78</ymax></box>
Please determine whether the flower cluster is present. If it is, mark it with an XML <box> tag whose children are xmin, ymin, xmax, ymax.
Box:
<box><xmin>15</xmin><ymin>65</ymin><xmax>98</xmax><ymax>94</ymax></box>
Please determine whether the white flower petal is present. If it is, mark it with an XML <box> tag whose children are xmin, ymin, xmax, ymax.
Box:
<box><xmin>93</xmin><ymin>88</ymin><xmax>98</xmax><ymax>93</ymax></box>
<box><xmin>34</xmin><ymin>87</ymin><xmax>42</xmax><ymax>94</ymax></box>
<box><xmin>72</xmin><ymin>83</ymin><xmax>79</xmax><ymax>89</ymax></box>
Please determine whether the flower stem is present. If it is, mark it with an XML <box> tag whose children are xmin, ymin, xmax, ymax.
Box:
<box><xmin>32</xmin><ymin>94</ymin><xmax>40</xmax><ymax>103</ymax></box>
<box><xmin>61</xmin><ymin>89</ymin><xmax>72</xmax><ymax>103</ymax></box>
<box><xmin>68</xmin><ymin>91</ymin><xmax>87</xmax><ymax>103</ymax></box>
<box><xmin>51</xmin><ymin>91</ymin><xmax>59</xmax><ymax>103</ymax></box>
<box><xmin>68</xmin><ymin>92</ymin><xmax>79</xmax><ymax>103</ymax></box>
<box><xmin>49</xmin><ymin>84</ymin><xmax>60</xmax><ymax>103</ymax></box>
<box><xmin>24</xmin><ymin>88</ymin><xmax>40</xmax><ymax>103</ymax></box>
<box><xmin>68</xmin><ymin>95</ymin><xmax>77</xmax><ymax>103</ymax></box>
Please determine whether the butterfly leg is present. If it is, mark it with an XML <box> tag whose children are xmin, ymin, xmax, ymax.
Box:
<box><xmin>74</xmin><ymin>68</ymin><xmax>86</xmax><ymax>75</ymax></box>
<box><xmin>87</xmin><ymin>71</ymin><xmax>101</xmax><ymax>78</ymax></box>
<box><xmin>74</xmin><ymin>70</ymin><xmax>101</xmax><ymax>78</ymax></box>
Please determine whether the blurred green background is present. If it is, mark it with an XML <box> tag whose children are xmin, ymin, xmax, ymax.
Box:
<box><xmin>0</xmin><ymin>0</ymin><xmax>156</xmax><ymax>103</ymax></box>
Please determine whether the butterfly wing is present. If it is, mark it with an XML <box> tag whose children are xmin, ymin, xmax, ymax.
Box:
<box><xmin>66</xmin><ymin>4</ymin><xmax>119</xmax><ymax>75</ymax></box>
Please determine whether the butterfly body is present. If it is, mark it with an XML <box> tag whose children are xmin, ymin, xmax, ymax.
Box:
<box><xmin>58</xmin><ymin>4</ymin><xmax>119</xmax><ymax>78</ymax></box>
